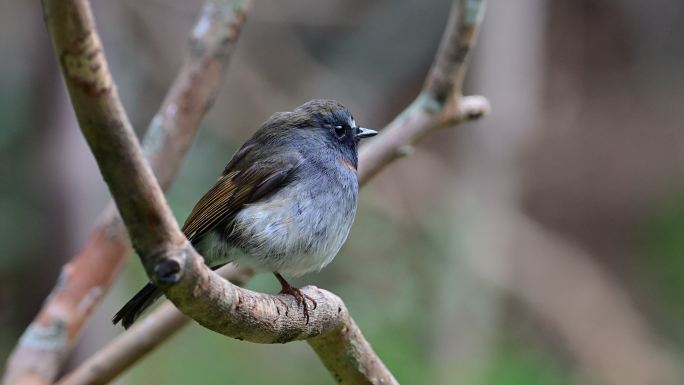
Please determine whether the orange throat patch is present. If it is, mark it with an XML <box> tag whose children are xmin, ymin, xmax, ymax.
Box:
<box><xmin>337</xmin><ymin>157</ymin><xmax>357</xmax><ymax>172</ymax></box>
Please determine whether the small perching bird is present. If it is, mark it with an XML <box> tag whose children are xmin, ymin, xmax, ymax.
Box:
<box><xmin>113</xmin><ymin>99</ymin><xmax>377</xmax><ymax>328</ymax></box>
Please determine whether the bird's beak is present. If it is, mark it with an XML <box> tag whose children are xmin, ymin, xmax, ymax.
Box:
<box><xmin>355</xmin><ymin>127</ymin><xmax>378</xmax><ymax>139</ymax></box>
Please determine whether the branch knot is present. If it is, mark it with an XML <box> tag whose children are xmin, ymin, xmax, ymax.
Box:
<box><xmin>151</xmin><ymin>243</ymin><xmax>192</xmax><ymax>285</ymax></box>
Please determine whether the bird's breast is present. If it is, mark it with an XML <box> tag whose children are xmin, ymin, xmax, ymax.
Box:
<box><xmin>229</xmin><ymin>166</ymin><xmax>358</xmax><ymax>277</ymax></box>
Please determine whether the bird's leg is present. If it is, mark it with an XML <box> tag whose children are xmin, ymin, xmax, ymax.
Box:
<box><xmin>274</xmin><ymin>272</ymin><xmax>317</xmax><ymax>323</ymax></box>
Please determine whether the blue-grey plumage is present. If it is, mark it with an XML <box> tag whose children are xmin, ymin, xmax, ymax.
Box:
<box><xmin>198</xmin><ymin>138</ymin><xmax>359</xmax><ymax>277</ymax></box>
<box><xmin>113</xmin><ymin>99</ymin><xmax>377</xmax><ymax>328</ymax></box>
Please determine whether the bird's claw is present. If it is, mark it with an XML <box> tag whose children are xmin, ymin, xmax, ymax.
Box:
<box><xmin>279</xmin><ymin>286</ymin><xmax>317</xmax><ymax>324</ymax></box>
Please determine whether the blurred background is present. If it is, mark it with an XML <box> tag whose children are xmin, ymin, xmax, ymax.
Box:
<box><xmin>2</xmin><ymin>0</ymin><xmax>684</xmax><ymax>384</ymax></box>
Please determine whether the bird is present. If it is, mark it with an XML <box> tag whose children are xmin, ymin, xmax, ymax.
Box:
<box><xmin>113</xmin><ymin>99</ymin><xmax>377</xmax><ymax>328</ymax></box>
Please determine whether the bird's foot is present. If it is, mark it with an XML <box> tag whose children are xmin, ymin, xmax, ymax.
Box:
<box><xmin>279</xmin><ymin>285</ymin><xmax>317</xmax><ymax>324</ymax></box>
<box><xmin>274</xmin><ymin>273</ymin><xmax>317</xmax><ymax>323</ymax></box>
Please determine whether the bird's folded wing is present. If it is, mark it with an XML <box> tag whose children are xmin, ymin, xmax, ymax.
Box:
<box><xmin>182</xmin><ymin>149</ymin><xmax>303</xmax><ymax>243</ymax></box>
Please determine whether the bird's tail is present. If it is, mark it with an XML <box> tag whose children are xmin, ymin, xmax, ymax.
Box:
<box><xmin>112</xmin><ymin>283</ymin><xmax>162</xmax><ymax>329</ymax></box>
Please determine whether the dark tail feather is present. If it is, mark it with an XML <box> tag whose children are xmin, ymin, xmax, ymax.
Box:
<box><xmin>112</xmin><ymin>283</ymin><xmax>162</xmax><ymax>329</ymax></box>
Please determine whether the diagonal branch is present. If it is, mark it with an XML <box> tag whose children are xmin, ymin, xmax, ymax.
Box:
<box><xmin>57</xmin><ymin>265</ymin><xmax>255</xmax><ymax>385</ymax></box>
<box><xmin>56</xmin><ymin>265</ymin><xmax>255</xmax><ymax>385</ymax></box>
<box><xmin>358</xmin><ymin>0</ymin><xmax>488</xmax><ymax>183</ymax></box>
<box><xmin>1</xmin><ymin>1</ymin><xmax>251</xmax><ymax>384</ymax></box>
<box><xmin>56</xmin><ymin>1</ymin><xmax>489</xmax><ymax>384</ymax></box>
<box><xmin>38</xmin><ymin>0</ymin><xmax>402</xmax><ymax>383</ymax></box>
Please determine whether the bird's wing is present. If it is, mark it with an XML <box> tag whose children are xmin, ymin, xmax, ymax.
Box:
<box><xmin>182</xmin><ymin>147</ymin><xmax>303</xmax><ymax>243</ymax></box>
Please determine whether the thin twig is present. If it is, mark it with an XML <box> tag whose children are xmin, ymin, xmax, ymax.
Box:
<box><xmin>55</xmin><ymin>1</ymin><xmax>489</xmax><ymax>384</ymax></box>
<box><xmin>358</xmin><ymin>0</ymin><xmax>489</xmax><ymax>183</ymax></box>
<box><xmin>1</xmin><ymin>1</ymin><xmax>251</xmax><ymax>385</ymax></box>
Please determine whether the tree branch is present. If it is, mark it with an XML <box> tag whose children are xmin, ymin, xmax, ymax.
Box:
<box><xmin>37</xmin><ymin>0</ymin><xmax>402</xmax><ymax>383</ymax></box>
<box><xmin>54</xmin><ymin>1</ymin><xmax>489</xmax><ymax>384</ymax></box>
<box><xmin>57</xmin><ymin>265</ymin><xmax>254</xmax><ymax>385</ymax></box>
<box><xmin>2</xmin><ymin>1</ymin><xmax>251</xmax><ymax>384</ymax></box>
<box><xmin>359</xmin><ymin>0</ymin><xmax>489</xmax><ymax>183</ymax></box>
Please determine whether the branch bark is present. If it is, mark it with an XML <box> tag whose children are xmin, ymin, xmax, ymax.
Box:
<box><xmin>57</xmin><ymin>265</ymin><xmax>254</xmax><ymax>385</ymax></box>
<box><xmin>1</xmin><ymin>1</ymin><xmax>251</xmax><ymax>384</ymax></box>
<box><xmin>54</xmin><ymin>1</ymin><xmax>489</xmax><ymax>384</ymax></box>
<box><xmin>34</xmin><ymin>0</ymin><xmax>401</xmax><ymax>383</ymax></box>
<box><xmin>358</xmin><ymin>0</ymin><xmax>489</xmax><ymax>183</ymax></box>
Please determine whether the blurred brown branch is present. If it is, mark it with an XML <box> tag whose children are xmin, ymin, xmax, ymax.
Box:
<box><xmin>442</xmin><ymin>1</ymin><xmax>684</xmax><ymax>383</ymax></box>
<box><xmin>54</xmin><ymin>1</ymin><xmax>490</xmax><ymax>384</ymax></box>
<box><xmin>1</xmin><ymin>1</ymin><xmax>252</xmax><ymax>384</ymax></box>
<box><xmin>505</xmin><ymin>215</ymin><xmax>681</xmax><ymax>385</ymax></box>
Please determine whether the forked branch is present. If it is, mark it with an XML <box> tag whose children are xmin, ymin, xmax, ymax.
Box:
<box><xmin>1</xmin><ymin>1</ymin><xmax>252</xmax><ymax>385</ymax></box>
<box><xmin>42</xmin><ymin>0</ymin><xmax>487</xmax><ymax>384</ymax></box>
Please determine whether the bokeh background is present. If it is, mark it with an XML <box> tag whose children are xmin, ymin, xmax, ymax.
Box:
<box><xmin>2</xmin><ymin>0</ymin><xmax>684</xmax><ymax>384</ymax></box>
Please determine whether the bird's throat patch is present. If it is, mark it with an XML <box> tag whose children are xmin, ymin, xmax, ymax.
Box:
<box><xmin>337</xmin><ymin>157</ymin><xmax>357</xmax><ymax>172</ymax></box>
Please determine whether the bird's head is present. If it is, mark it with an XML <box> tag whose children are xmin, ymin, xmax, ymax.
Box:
<box><xmin>258</xmin><ymin>99</ymin><xmax>377</xmax><ymax>170</ymax></box>
<box><xmin>292</xmin><ymin>99</ymin><xmax>377</xmax><ymax>144</ymax></box>
<box><xmin>292</xmin><ymin>99</ymin><xmax>377</xmax><ymax>170</ymax></box>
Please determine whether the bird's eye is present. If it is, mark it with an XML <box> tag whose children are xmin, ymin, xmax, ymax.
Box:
<box><xmin>334</xmin><ymin>125</ymin><xmax>346</xmax><ymax>139</ymax></box>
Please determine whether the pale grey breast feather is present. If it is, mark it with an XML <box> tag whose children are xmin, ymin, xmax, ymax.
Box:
<box><xmin>228</xmin><ymin>156</ymin><xmax>358</xmax><ymax>277</ymax></box>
